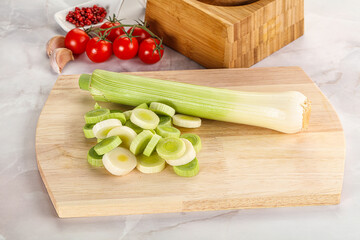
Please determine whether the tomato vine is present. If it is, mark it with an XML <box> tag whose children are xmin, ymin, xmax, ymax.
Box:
<box><xmin>90</xmin><ymin>19</ymin><xmax>164</xmax><ymax>58</ymax></box>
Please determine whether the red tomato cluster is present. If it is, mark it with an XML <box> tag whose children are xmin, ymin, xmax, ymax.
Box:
<box><xmin>111</xmin><ymin>26</ymin><xmax>163</xmax><ymax>64</ymax></box>
<box><xmin>64</xmin><ymin>24</ymin><xmax>164</xmax><ymax>64</ymax></box>
<box><xmin>66</xmin><ymin>5</ymin><xmax>106</xmax><ymax>27</ymax></box>
<box><xmin>129</xmin><ymin>27</ymin><xmax>151</xmax><ymax>44</ymax></box>
<box><xmin>137</xmin><ymin>38</ymin><xmax>164</xmax><ymax>64</ymax></box>
<box><xmin>99</xmin><ymin>16</ymin><xmax>126</xmax><ymax>42</ymax></box>
<box><xmin>64</xmin><ymin>28</ymin><xmax>90</xmax><ymax>54</ymax></box>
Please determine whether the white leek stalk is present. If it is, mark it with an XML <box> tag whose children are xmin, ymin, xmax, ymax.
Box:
<box><xmin>79</xmin><ymin>70</ymin><xmax>311</xmax><ymax>133</ymax></box>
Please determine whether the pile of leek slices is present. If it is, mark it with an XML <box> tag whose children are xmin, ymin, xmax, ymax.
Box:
<box><xmin>83</xmin><ymin>102</ymin><xmax>202</xmax><ymax>177</ymax></box>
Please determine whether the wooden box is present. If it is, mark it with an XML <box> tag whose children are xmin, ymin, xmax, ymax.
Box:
<box><xmin>145</xmin><ymin>0</ymin><xmax>304</xmax><ymax>68</ymax></box>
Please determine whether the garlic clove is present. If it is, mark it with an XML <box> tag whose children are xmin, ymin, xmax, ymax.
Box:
<box><xmin>50</xmin><ymin>48</ymin><xmax>74</xmax><ymax>74</ymax></box>
<box><xmin>46</xmin><ymin>35</ymin><xmax>65</xmax><ymax>57</ymax></box>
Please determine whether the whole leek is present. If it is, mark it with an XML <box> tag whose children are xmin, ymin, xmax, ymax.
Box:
<box><xmin>79</xmin><ymin>70</ymin><xmax>311</xmax><ymax>133</ymax></box>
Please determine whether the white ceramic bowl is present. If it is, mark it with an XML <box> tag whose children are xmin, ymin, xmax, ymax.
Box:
<box><xmin>54</xmin><ymin>0</ymin><xmax>124</xmax><ymax>32</ymax></box>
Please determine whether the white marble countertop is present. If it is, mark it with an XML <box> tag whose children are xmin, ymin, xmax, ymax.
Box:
<box><xmin>1</xmin><ymin>0</ymin><xmax>359</xmax><ymax>239</ymax></box>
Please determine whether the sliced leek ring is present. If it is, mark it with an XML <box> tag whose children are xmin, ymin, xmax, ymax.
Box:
<box><xmin>85</xmin><ymin>108</ymin><xmax>110</xmax><ymax>124</ymax></box>
<box><xmin>125</xmin><ymin>121</ymin><xmax>143</xmax><ymax>134</ymax></box>
<box><xmin>156</xmin><ymin>137</ymin><xmax>186</xmax><ymax>160</ymax></box>
<box><xmin>92</xmin><ymin>119</ymin><xmax>122</xmax><ymax>139</ymax></box>
<box><xmin>136</xmin><ymin>153</ymin><xmax>166</xmax><ymax>174</ymax></box>
<box><xmin>83</xmin><ymin>123</ymin><xmax>95</xmax><ymax>138</ymax></box>
<box><xmin>172</xmin><ymin>114</ymin><xmax>201</xmax><ymax>128</ymax></box>
<box><xmin>143</xmin><ymin>134</ymin><xmax>162</xmax><ymax>157</ymax></box>
<box><xmin>94</xmin><ymin>136</ymin><xmax>122</xmax><ymax>155</ymax></box>
<box><xmin>123</xmin><ymin>110</ymin><xmax>132</xmax><ymax>120</ymax></box>
<box><xmin>149</xmin><ymin>102</ymin><xmax>175</xmax><ymax>117</ymax></box>
<box><xmin>103</xmin><ymin>111</ymin><xmax>126</xmax><ymax>124</ymax></box>
<box><xmin>156</xmin><ymin>125</ymin><xmax>181</xmax><ymax>138</ymax></box>
<box><xmin>159</xmin><ymin>116</ymin><xmax>172</xmax><ymax>126</ymax></box>
<box><xmin>129</xmin><ymin>130</ymin><xmax>153</xmax><ymax>155</ymax></box>
<box><xmin>134</xmin><ymin>103</ymin><xmax>149</xmax><ymax>109</ymax></box>
<box><xmin>110</xmin><ymin>109</ymin><xmax>122</xmax><ymax>113</ymax></box>
<box><xmin>180</xmin><ymin>133</ymin><xmax>202</xmax><ymax>153</ymax></box>
<box><xmin>173</xmin><ymin>157</ymin><xmax>199</xmax><ymax>177</ymax></box>
<box><xmin>165</xmin><ymin>139</ymin><xmax>196</xmax><ymax>166</ymax></box>
<box><xmin>130</xmin><ymin>108</ymin><xmax>160</xmax><ymax>130</ymax></box>
<box><xmin>102</xmin><ymin>147</ymin><xmax>137</xmax><ymax>176</ymax></box>
<box><xmin>87</xmin><ymin>147</ymin><xmax>103</xmax><ymax>167</ymax></box>
<box><xmin>107</xmin><ymin>126</ymin><xmax>137</xmax><ymax>148</ymax></box>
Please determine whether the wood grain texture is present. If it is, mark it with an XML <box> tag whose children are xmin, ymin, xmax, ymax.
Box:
<box><xmin>145</xmin><ymin>0</ymin><xmax>304</xmax><ymax>68</ymax></box>
<box><xmin>198</xmin><ymin>0</ymin><xmax>259</xmax><ymax>6</ymax></box>
<box><xmin>36</xmin><ymin>67</ymin><xmax>345</xmax><ymax>218</ymax></box>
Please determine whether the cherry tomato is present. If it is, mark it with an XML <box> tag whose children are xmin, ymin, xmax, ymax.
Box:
<box><xmin>100</xmin><ymin>21</ymin><xmax>125</xmax><ymax>42</ymax></box>
<box><xmin>85</xmin><ymin>37</ymin><xmax>112</xmax><ymax>63</ymax></box>
<box><xmin>64</xmin><ymin>28</ymin><xmax>90</xmax><ymax>54</ymax></box>
<box><xmin>127</xmin><ymin>27</ymin><xmax>151</xmax><ymax>44</ymax></box>
<box><xmin>138</xmin><ymin>38</ymin><xmax>164</xmax><ymax>64</ymax></box>
<box><xmin>113</xmin><ymin>36</ymin><xmax>139</xmax><ymax>60</ymax></box>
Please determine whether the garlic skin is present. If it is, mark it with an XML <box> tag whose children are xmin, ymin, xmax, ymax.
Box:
<box><xmin>50</xmin><ymin>48</ymin><xmax>74</xmax><ymax>74</ymax></box>
<box><xmin>46</xmin><ymin>36</ymin><xmax>65</xmax><ymax>57</ymax></box>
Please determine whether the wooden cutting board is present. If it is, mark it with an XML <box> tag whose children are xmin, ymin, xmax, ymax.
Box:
<box><xmin>36</xmin><ymin>67</ymin><xmax>345</xmax><ymax>218</ymax></box>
